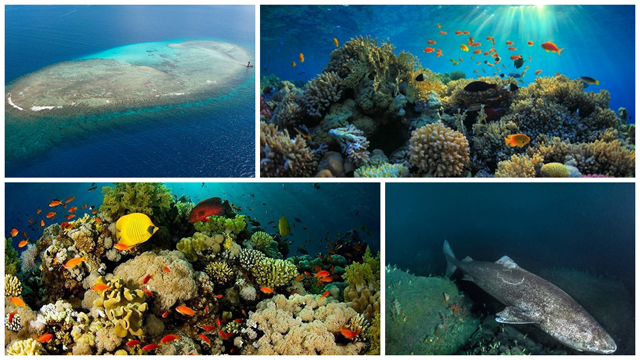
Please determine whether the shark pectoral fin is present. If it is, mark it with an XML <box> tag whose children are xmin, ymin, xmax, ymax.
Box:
<box><xmin>495</xmin><ymin>256</ymin><xmax>520</xmax><ymax>269</ymax></box>
<box><xmin>462</xmin><ymin>256</ymin><xmax>473</xmax><ymax>262</ymax></box>
<box><xmin>461</xmin><ymin>274</ymin><xmax>474</xmax><ymax>281</ymax></box>
<box><xmin>495</xmin><ymin>306</ymin><xmax>539</xmax><ymax>325</ymax></box>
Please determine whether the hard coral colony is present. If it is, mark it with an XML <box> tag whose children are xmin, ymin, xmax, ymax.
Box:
<box><xmin>4</xmin><ymin>183</ymin><xmax>380</xmax><ymax>355</ymax></box>
<box><xmin>260</xmin><ymin>36</ymin><xmax>634</xmax><ymax>177</ymax></box>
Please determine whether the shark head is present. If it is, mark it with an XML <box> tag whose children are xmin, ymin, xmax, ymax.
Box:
<box><xmin>556</xmin><ymin>316</ymin><xmax>617</xmax><ymax>354</ymax></box>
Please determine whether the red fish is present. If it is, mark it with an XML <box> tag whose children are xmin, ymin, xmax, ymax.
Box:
<box><xmin>8</xmin><ymin>310</ymin><xmax>17</xmax><ymax>323</ymax></box>
<box><xmin>295</xmin><ymin>274</ymin><xmax>304</xmax><ymax>282</ymax></box>
<box><xmin>319</xmin><ymin>276</ymin><xmax>333</xmax><ymax>283</ymax></box>
<box><xmin>91</xmin><ymin>283</ymin><xmax>111</xmax><ymax>293</ymax></box>
<box><xmin>215</xmin><ymin>294</ymin><xmax>224</xmax><ymax>299</ymax></box>
<box><xmin>200</xmin><ymin>334</ymin><xmax>212</xmax><ymax>344</ymax></box>
<box><xmin>510</xmin><ymin>55</ymin><xmax>522</xmax><ymax>61</ymax></box>
<box><xmin>10</xmin><ymin>229</ymin><xmax>18</xmax><ymax>237</ymax></box>
<box><xmin>142</xmin><ymin>274</ymin><xmax>153</xmax><ymax>284</ymax></box>
<box><xmin>18</xmin><ymin>240</ymin><xmax>28</xmax><ymax>248</ymax></box>
<box><xmin>234</xmin><ymin>318</ymin><xmax>243</xmax><ymax>323</ymax></box>
<box><xmin>216</xmin><ymin>317</ymin><xmax>222</xmax><ymax>328</ymax></box>
<box><xmin>46</xmin><ymin>212</ymin><xmax>56</xmax><ymax>219</ymax></box>
<box><xmin>423</xmin><ymin>47</ymin><xmax>435</xmax><ymax>53</ymax></box>
<box><xmin>455</xmin><ymin>30</ymin><xmax>463</xmax><ymax>35</ymax></box>
<box><xmin>260</xmin><ymin>286</ymin><xmax>274</xmax><ymax>294</ymax></box>
<box><xmin>439</xmin><ymin>31</ymin><xmax>447</xmax><ymax>35</ymax></box>
<box><xmin>162</xmin><ymin>311</ymin><xmax>169</xmax><ymax>318</ymax></box>
<box><xmin>65</xmin><ymin>214</ymin><xmax>75</xmax><ymax>220</ymax></box>
<box><xmin>11</xmin><ymin>297</ymin><xmax>26</xmax><ymax>307</ymax></box>
<box><xmin>188</xmin><ymin>197</ymin><xmax>233</xmax><ymax>223</ymax></box>
<box><xmin>527</xmin><ymin>40</ymin><xmax>534</xmax><ymax>46</ymax></box>
<box><xmin>218</xmin><ymin>330</ymin><xmax>234</xmax><ymax>340</ymax></box>
<box><xmin>541</xmin><ymin>41</ymin><xmax>563</xmax><ymax>55</ymax></box>
<box><xmin>535</xmin><ymin>69</ymin><xmax>542</xmax><ymax>75</ymax></box>
<box><xmin>37</xmin><ymin>333</ymin><xmax>53</xmax><ymax>343</ymax></box>
<box><xmin>205</xmin><ymin>305</ymin><xmax>209</xmax><ymax>314</ymax></box>
<box><xmin>463</xmin><ymin>30</ymin><xmax>469</xmax><ymax>35</ymax></box>
<box><xmin>95</xmin><ymin>217</ymin><xmax>102</xmax><ymax>224</ymax></box>
<box><xmin>27</xmin><ymin>219</ymin><xmax>34</xmax><ymax>224</ymax></box>
<box><xmin>160</xmin><ymin>334</ymin><xmax>180</xmax><ymax>344</ymax></box>
<box><xmin>473</xmin><ymin>49</ymin><xmax>481</xmax><ymax>54</ymax></box>
<box><xmin>163</xmin><ymin>266</ymin><xmax>170</xmax><ymax>273</ymax></box>
<box><xmin>143</xmin><ymin>287</ymin><xmax>154</xmax><ymax>297</ymax></box>
<box><xmin>40</xmin><ymin>220</ymin><xmax>45</xmax><ymax>227</ymax></box>
<box><xmin>320</xmin><ymin>291</ymin><xmax>330</xmax><ymax>298</ymax></box>
<box><xmin>314</xmin><ymin>270</ymin><xmax>330</xmax><ymax>278</ymax></box>
<box><xmin>555</xmin><ymin>72</ymin><xmax>561</xmax><ymax>76</ymax></box>
<box><xmin>49</xmin><ymin>200</ymin><xmax>62</xmax><ymax>207</ymax></box>
<box><xmin>508</xmin><ymin>47</ymin><xmax>517</xmax><ymax>50</ymax></box>
<box><xmin>142</xmin><ymin>344</ymin><xmax>160</xmax><ymax>351</ymax></box>
<box><xmin>68</xmin><ymin>207</ymin><xmax>78</xmax><ymax>213</ymax></box>
<box><xmin>91</xmin><ymin>210</ymin><xmax>98</xmax><ymax>214</ymax></box>
<box><xmin>427</xmin><ymin>40</ymin><xmax>436</xmax><ymax>45</ymax></box>
<box><xmin>65</xmin><ymin>196</ymin><xmax>75</xmax><ymax>204</ymax></box>
<box><xmin>469</xmin><ymin>42</ymin><xmax>481</xmax><ymax>47</ymax></box>
<box><xmin>437</xmin><ymin>23</ymin><xmax>441</xmax><ymax>29</ymax></box>
<box><xmin>486</xmin><ymin>36</ymin><xmax>494</xmax><ymax>40</ymax></box>
<box><xmin>64</xmin><ymin>256</ymin><xmax>86</xmax><ymax>269</ymax></box>
<box><xmin>126</xmin><ymin>340</ymin><xmax>141</xmax><ymax>346</ymax></box>
<box><xmin>436</xmin><ymin>49</ymin><xmax>443</xmax><ymax>57</ymax></box>
<box><xmin>36</xmin><ymin>208</ymin><xmax>42</xmax><ymax>214</ymax></box>
<box><xmin>506</xmin><ymin>41</ymin><xmax>513</xmax><ymax>45</ymax></box>
<box><xmin>176</xmin><ymin>305</ymin><xmax>196</xmax><ymax>316</ymax></box>
<box><xmin>504</xmin><ymin>134</ymin><xmax>531</xmax><ymax>147</ymax></box>
<box><xmin>339</xmin><ymin>327</ymin><xmax>361</xmax><ymax>340</ymax></box>
<box><xmin>201</xmin><ymin>325</ymin><xmax>216</xmax><ymax>331</ymax></box>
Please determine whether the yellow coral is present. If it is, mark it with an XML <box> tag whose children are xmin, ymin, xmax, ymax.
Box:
<box><xmin>409</xmin><ymin>123</ymin><xmax>469</xmax><ymax>177</ymax></box>
<box><xmin>92</xmin><ymin>277</ymin><xmax>148</xmax><ymax>338</ymax></box>
<box><xmin>252</xmin><ymin>258</ymin><xmax>298</xmax><ymax>288</ymax></box>
<box><xmin>5</xmin><ymin>274</ymin><xmax>22</xmax><ymax>298</ymax></box>
<box><xmin>205</xmin><ymin>261</ymin><xmax>234</xmax><ymax>284</ymax></box>
<box><xmin>6</xmin><ymin>338</ymin><xmax>44</xmax><ymax>355</ymax></box>
<box><xmin>540</xmin><ymin>163</ymin><xmax>570</xmax><ymax>177</ymax></box>
<box><xmin>495</xmin><ymin>153</ymin><xmax>543</xmax><ymax>178</ymax></box>
<box><xmin>260</xmin><ymin>122</ymin><xmax>317</xmax><ymax>177</ymax></box>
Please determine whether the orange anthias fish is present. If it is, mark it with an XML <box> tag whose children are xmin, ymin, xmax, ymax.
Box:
<box><xmin>423</xmin><ymin>47</ymin><xmax>435</xmax><ymax>53</ymax></box>
<box><xmin>510</xmin><ymin>55</ymin><xmax>522</xmax><ymax>61</ymax></box>
<box><xmin>455</xmin><ymin>30</ymin><xmax>463</xmax><ymax>35</ymax></box>
<box><xmin>339</xmin><ymin>327</ymin><xmax>361</xmax><ymax>340</ymax></box>
<box><xmin>18</xmin><ymin>240</ymin><xmax>29</xmax><ymax>248</ymax></box>
<box><xmin>291</xmin><ymin>61</ymin><xmax>296</xmax><ymax>67</ymax></box>
<box><xmin>28</xmin><ymin>219</ymin><xmax>34</xmax><ymax>224</ymax></box>
<box><xmin>504</xmin><ymin>134</ymin><xmax>531</xmax><ymax>147</ymax></box>
<box><xmin>295</xmin><ymin>274</ymin><xmax>304</xmax><ymax>282</ymax></box>
<box><xmin>535</xmin><ymin>69</ymin><xmax>542</xmax><ymax>75</ymax></box>
<box><xmin>463</xmin><ymin>30</ymin><xmax>469</xmax><ymax>35</ymax></box>
<box><xmin>299</xmin><ymin>53</ymin><xmax>304</xmax><ymax>63</ymax></box>
<box><xmin>333</xmin><ymin>38</ymin><xmax>339</xmax><ymax>47</ymax></box>
<box><xmin>527</xmin><ymin>40</ymin><xmax>534</xmax><ymax>46</ymax></box>
<box><xmin>10</xmin><ymin>228</ymin><xmax>18</xmax><ymax>237</ymax></box>
<box><xmin>37</xmin><ymin>333</ymin><xmax>53</xmax><ymax>343</ymax></box>
<box><xmin>81</xmin><ymin>204</ymin><xmax>88</xmax><ymax>209</ymax></box>
<box><xmin>439</xmin><ymin>31</ymin><xmax>447</xmax><ymax>35</ymax></box>
<box><xmin>92</xmin><ymin>283</ymin><xmax>111</xmax><ymax>293</ymax></box>
<box><xmin>320</xmin><ymin>291</ymin><xmax>330</xmax><ymax>298</ymax></box>
<box><xmin>64</xmin><ymin>256</ymin><xmax>86</xmax><ymax>269</ymax></box>
<box><xmin>40</xmin><ymin>220</ymin><xmax>45</xmax><ymax>227</ymax></box>
<box><xmin>215</xmin><ymin>294</ymin><xmax>224</xmax><ymax>299</ymax></box>
<box><xmin>473</xmin><ymin>49</ymin><xmax>481</xmax><ymax>54</ymax></box>
<box><xmin>483</xmin><ymin>51</ymin><xmax>489</xmax><ymax>56</ymax></box>
<box><xmin>437</xmin><ymin>23</ymin><xmax>441</xmax><ymax>29</ymax></box>
<box><xmin>508</xmin><ymin>46</ymin><xmax>517</xmax><ymax>51</ymax></box>
<box><xmin>160</xmin><ymin>335</ymin><xmax>180</xmax><ymax>344</ymax></box>
<box><xmin>162</xmin><ymin>311</ymin><xmax>169</xmax><ymax>318</ymax></box>
<box><xmin>65</xmin><ymin>196</ymin><xmax>75</xmax><ymax>204</ymax></box>
<box><xmin>201</xmin><ymin>325</ymin><xmax>215</xmax><ymax>331</ymax></box>
<box><xmin>486</xmin><ymin>36</ymin><xmax>494</xmax><ymax>40</ymax></box>
<box><xmin>427</xmin><ymin>40</ymin><xmax>436</xmax><ymax>45</ymax></box>
<box><xmin>506</xmin><ymin>41</ymin><xmax>513</xmax><ymax>45</ymax></box>
<box><xmin>49</xmin><ymin>200</ymin><xmax>62</xmax><ymax>207</ymax></box>
<box><xmin>260</xmin><ymin>286</ymin><xmax>274</xmax><ymax>294</ymax></box>
<box><xmin>36</xmin><ymin>208</ymin><xmax>42</xmax><ymax>214</ymax></box>
<box><xmin>163</xmin><ymin>266</ymin><xmax>170</xmax><ymax>273</ymax></box>
<box><xmin>436</xmin><ymin>49</ymin><xmax>443</xmax><ymax>57</ymax></box>
<box><xmin>126</xmin><ymin>340</ymin><xmax>141</xmax><ymax>346</ymax></box>
<box><xmin>176</xmin><ymin>305</ymin><xmax>197</xmax><ymax>316</ymax></box>
<box><xmin>142</xmin><ymin>274</ymin><xmax>153</xmax><ymax>284</ymax></box>
<box><xmin>65</xmin><ymin>214</ymin><xmax>75</xmax><ymax>220</ymax></box>
<box><xmin>46</xmin><ymin>212</ymin><xmax>56</xmax><ymax>219</ymax></box>
<box><xmin>200</xmin><ymin>334</ymin><xmax>212</xmax><ymax>344</ymax></box>
<box><xmin>541</xmin><ymin>41</ymin><xmax>563</xmax><ymax>55</ymax></box>
<box><xmin>314</xmin><ymin>270</ymin><xmax>330</xmax><ymax>278</ymax></box>
<box><xmin>470</xmin><ymin>42</ymin><xmax>481</xmax><ymax>47</ymax></box>
<box><xmin>218</xmin><ymin>330</ymin><xmax>234</xmax><ymax>340</ymax></box>
<box><xmin>10</xmin><ymin>297</ymin><xmax>26</xmax><ymax>307</ymax></box>
<box><xmin>114</xmin><ymin>243</ymin><xmax>132</xmax><ymax>251</ymax></box>
<box><xmin>91</xmin><ymin>210</ymin><xmax>98</xmax><ymax>214</ymax></box>
<box><xmin>319</xmin><ymin>276</ymin><xmax>333</xmax><ymax>283</ymax></box>
<box><xmin>68</xmin><ymin>206</ymin><xmax>78</xmax><ymax>213</ymax></box>
<box><xmin>142</xmin><ymin>344</ymin><xmax>160</xmax><ymax>351</ymax></box>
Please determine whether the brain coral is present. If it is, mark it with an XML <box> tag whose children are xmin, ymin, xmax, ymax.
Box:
<box><xmin>302</xmin><ymin>72</ymin><xmax>343</xmax><ymax>118</ymax></box>
<box><xmin>242</xmin><ymin>294</ymin><xmax>366</xmax><ymax>355</ymax></box>
<box><xmin>409</xmin><ymin>123</ymin><xmax>469</xmax><ymax>177</ymax></box>
<box><xmin>540</xmin><ymin>162</ymin><xmax>570</xmax><ymax>177</ymax></box>
<box><xmin>260</xmin><ymin>121</ymin><xmax>317</xmax><ymax>177</ymax></box>
<box><xmin>112</xmin><ymin>250</ymin><xmax>198</xmax><ymax>312</ymax></box>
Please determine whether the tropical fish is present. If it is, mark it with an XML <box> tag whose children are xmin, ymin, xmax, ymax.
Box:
<box><xmin>455</xmin><ymin>30</ymin><xmax>462</xmax><ymax>35</ymax></box>
<box><xmin>36</xmin><ymin>208</ymin><xmax>41</xmax><ymax>214</ymax></box>
<box><xmin>65</xmin><ymin>214</ymin><xmax>75</xmax><ymax>220</ymax></box>
<box><xmin>114</xmin><ymin>243</ymin><xmax>132</xmax><ymax>251</ymax></box>
<box><xmin>65</xmin><ymin>196</ymin><xmax>75</xmax><ymax>204</ymax></box>
<box><xmin>142</xmin><ymin>344</ymin><xmax>160</xmax><ymax>351</ymax></box>
<box><xmin>64</xmin><ymin>256</ymin><xmax>86</xmax><ymax>269</ymax></box>
<box><xmin>579</xmin><ymin>77</ymin><xmax>600</xmax><ymax>85</ymax></box>
<box><xmin>10</xmin><ymin>228</ymin><xmax>18</xmax><ymax>237</ymax></box>
<box><xmin>126</xmin><ymin>340</ymin><xmax>141</xmax><ymax>346</ymax></box>
<box><xmin>162</xmin><ymin>311</ymin><xmax>169</xmax><ymax>318</ymax></box>
<box><xmin>40</xmin><ymin>220</ymin><xmax>45</xmax><ymax>227</ymax></box>
<box><xmin>541</xmin><ymin>41</ymin><xmax>563</xmax><ymax>55</ymax></box>
<box><xmin>504</xmin><ymin>134</ymin><xmax>531</xmax><ymax>147</ymax></box>
<box><xmin>217</xmin><ymin>317</ymin><xmax>222</xmax><ymax>328</ymax></box>
<box><xmin>176</xmin><ymin>305</ymin><xmax>197</xmax><ymax>316</ymax></box>
<box><xmin>437</xmin><ymin>23</ymin><xmax>441</xmax><ymax>29</ymax></box>
<box><xmin>506</xmin><ymin>41</ymin><xmax>514</xmax><ymax>45</ymax></box>
<box><xmin>27</xmin><ymin>219</ymin><xmax>34</xmax><ymax>224</ymax></box>
<box><xmin>439</xmin><ymin>31</ymin><xmax>447</xmax><ymax>35</ymax></box>
<box><xmin>163</xmin><ymin>266</ymin><xmax>171</xmax><ymax>273</ymax></box>
<box><xmin>46</xmin><ymin>212</ymin><xmax>56</xmax><ymax>219</ymax></box>
<box><xmin>339</xmin><ymin>327</ymin><xmax>361</xmax><ymax>340</ymax></box>
<box><xmin>299</xmin><ymin>53</ymin><xmax>304</xmax><ymax>63</ymax></box>
<box><xmin>18</xmin><ymin>240</ymin><xmax>29</xmax><ymax>248</ymax></box>
<box><xmin>535</xmin><ymin>69</ymin><xmax>542</xmax><ymax>75</ymax></box>
<box><xmin>464</xmin><ymin>81</ymin><xmax>497</xmax><ymax>92</ymax></box>
<box><xmin>295</xmin><ymin>274</ymin><xmax>304</xmax><ymax>282</ymax></box>
<box><xmin>81</xmin><ymin>204</ymin><xmax>88</xmax><ymax>209</ymax></box>
<box><xmin>279</xmin><ymin>216</ymin><xmax>290</xmax><ymax>236</ymax></box>
<box><xmin>510</xmin><ymin>54</ymin><xmax>523</xmax><ymax>61</ymax></box>
<box><xmin>37</xmin><ymin>333</ymin><xmax>53</xmax><ymax>343</ymax></box>
<box><xmin>314</xmin><ymin>270</ymin><xmax>330</xmax><ymax>278</ymax></box>
<box><xmin>527</xmin><ymin>41</ymin><xmax>534</xmax><ymax>46</ymax></box>
<box><xmin>436</xmin><ymin>49</ymin><xmax>443</xmax><ymax>57</ymax></box>
<box><xmin>68</xmin><ymin>207</ymin><xmax>77</xmax><ymax>213</ymax></box>
<box><xmin>508</xmin><ymin>47</ymin><xmax>517</xmax><ymax>51</ymax></box>
<box><xmin>142</xmin><ymin>274</ymin><xmax>153</xmax><ymax>284</ymax></box>
<box><xmin>319</xmin><ymin>276</ymin><xmax>333</xmax><ymax>283</ymax></box>
<box><xmin>160</xmin><ymin>335</ymin><xmax>180</xmax><ymax>344</ymax></box>
<box><xmin>427</xmin><ymin>40</ymin><xmax>436</xmax><ymax>45</ymax></box>
<box><xmin>260</xmin><ymin>286</ymin><xmax>274</xmax><ymax>294</ymax></box>
<box><xmin>91</xmin><ymin>210</ymin><xmax>98</xmax><ymax>214</ymax></box>
<box><xmin>473</xmin><ymin>49</ymin><xmax>481</xmax><ymax>54</ymax></box>
<box><xmin>459</xmin><ymin>57</ymin><xmax>464</xmax><ymax>63</ymax></box>
<box><xmin>200</xmin><ymin>334</ymin><xmax>212</xmax><ymax>344</ymax></box>
<box><xmin>320</xmin><ymin>291</ymin><xmax>330</xmax><ymax>298</ymax></box>
<box><xmin>291</xmin><ymin>61</ymin><xmax>296</xmax><ymax>67</ymax></box>
<box><xmin>294</xmin><ymin>125</ymin><xmax>312</xmax><ymax>141</ymax></box>
<box><xmin>204</xmin><ymin>305</ymin><xmax>209</xmax><ymax>314</ymax></box>
<box><xmin>188</xmin><ymin>197</ymin><xmax>232</xmax><ymax>223</ymax></box>
<box><xmin>415</xmin><ymin>74</ymin><xmax>426</xmax><ymax>82</ymax></box>
<box><xmin>333</xmin><ymin>38</ymin><xmax>339</xmax><ymax>47</ymax></box>
<box><xmin>115</xmin><ymin>213</ymin><xmax>158</xmax><ymax>246</ymax></box>
<box><xmin>95</xmin><ymin>217</ymin><xmax>102</xmax><ymax>224</ymax></box>
<box><xmin>215</xmin><ymin>294</ymin><xmax>224</xmax><ymax>299</ymax></box>
<box><xmin>463</xmin><ymin>30</ymin><xmax>470</xmax><ymax>35</ymax></box>
<box><xmin>486</xmin><ymin>36</ymin><xmax>494</xmax><ymax>40</ymax></box>
<box><xmin>218</xmin><ymin>330</ymin><xmax>234</xmax><ymax>340</ymax></box>
<box><xmin>529</xmin><ymin>56</ymin><xmax>532</xmax><ymax>62</ymax></box>
<box><xmin>470</xmin><ymin>42</ymin><xmax>481</xmax><ymax>47</ymax></box>
<box><xmin>91</xmin><ymin>283</ymin><xmax>111</xmax><ymax>293</ymax></box>
<box><xmin>423</xmin><ymin>47</ymin><xmax>435</xmax><ymax>53</ymax></box>
<box><xmin>49</xmin><ymin>200</ymin><xmax>62</xmax><ymax>207</ymax></box>
<box><xmin>10</xmin><ymin>297</ymin><xmax>26</xmax><ymax>307</ymax></box>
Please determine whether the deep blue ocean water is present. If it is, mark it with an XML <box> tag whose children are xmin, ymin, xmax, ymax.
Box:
<box><xmin>6</xmin><ymin>182</ymin><xmax>380</xmax><ymax>257</ymax></box>
<box><xmin>261</xmin><ymin>5</ymin><xmax>635</xmax><ymax>122</ymax></box>
<box><xmin>5</xmin><ymin>5</ymin><xmax>256</xmax><ymax>177</ymax></box>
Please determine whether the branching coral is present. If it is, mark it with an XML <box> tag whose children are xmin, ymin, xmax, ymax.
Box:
<box><xmin>205</xmin><ymin>261</ymin><xmax>235</xmax><ymax>284</ymax></box>
<box><xmin>343</xmin><ymin>248</ymin><xmax>380</xmax><ymax>321</ymax></box>
<box><xmin>5</xmin><ymin>274</ymin><xmax>22</xmax><ymax>298</ymax></box>
<box><xmin>241</xmin><ymin>294</ymin><xmax>366</xmax><ymax>355</ymax></box>
<box><xmin>409</xmin><ymin>123</ymin><xmax>469</xmax><ymax>177</ymax></box>
<box><xmin>495</xmin><ymin>153</ymin><xmax>543</xmax><ymax>178</ymax></box>
<box><xmin>239</xmin><ymin>248</ymin><xmax>265</xmax><ymax>270</ymax></box>
<box><xmin>260</xmin><ymin>121</ymin><xmax>317</xmax><ymax>177</ymax></box>
<box><xmin>6</xmin><ymin>338</ymin><xmax>45</xmax><ymax>355</ymax></box>
<box><xmin>272</xmin><ymin>89</ymin><xmax>305</xmax><ymax>129</ymax></box>
<box><xmin>252</xmin><ymin>258</ymin><xmax>298</xmax><ymax>289</ymax></box>
<box><xmin>329</xmin><ymin>124</ymin><xmax>370</xmax><ymax>166</ymax></box>
<box><xmin>250</xmin><ymin>231</ymin><xmax>274</xmax><ymax>251</ymax></box>
<box><xmin>302</xmin><ymin>72</ymin><xmax>343</xmax><ymax>118</ymax></box>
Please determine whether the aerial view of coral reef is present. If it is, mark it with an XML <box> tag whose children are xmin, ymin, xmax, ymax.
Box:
<box><xmin>4</xmin><ymin>182</ymin><xmax>380</xmax><ymax>355</ymax></box>
<box><xmin>386</xmin><ymin>183</ymin><xmax>634</xmax><ymax>354</ymax></box>
<box><xmin>6</xmin><ymin>6</ymin><xmax>255</xmax><ymax>177</ymax></box>
<box><xmin>260</xmin><ymin>5</ymin><xmax>635</xmax><ymax>177</ymax></box>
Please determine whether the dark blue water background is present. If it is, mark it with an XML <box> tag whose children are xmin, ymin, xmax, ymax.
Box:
<box><xmin>261</xmin><ymin>5</ymin><xmax>635</xmax><ymax>122</ymax></box>
<box><xmin>5</xmin><ymin>182</ymin><xmax>380</xmax><ymax>257</ymax></box>
<box><xmin>6</xmin><ymin>5</ymin><xmax>256</xmax><ymax>177</ymax></box>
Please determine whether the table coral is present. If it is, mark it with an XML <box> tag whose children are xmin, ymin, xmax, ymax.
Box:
<box><xmin>409</xmin><ymin>123</ymin><xmax>470</xmax><ymax>177</ymax></box>
<box><xmin>260</xmin><ymin>121</ymin><xmax>317</xmax><ymax>177</ymax></box>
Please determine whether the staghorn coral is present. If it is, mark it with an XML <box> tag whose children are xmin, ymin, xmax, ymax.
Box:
<box><xmin>409</xmin><ymin>123</ymin><xmax>470</xmax><ymax>177</ymax></box>
<box><xmin>302</xmin><ymin>72</ymin><xmax>343</xmax><ymax>118</ymax></box>
<box><xmin>329</xmin><ymin>124</ymin><xmax>370</xmax><ymax>167</ymax></box>
<box><xmin>495</xmin><ymin>153</ymin><xmax>543</xmax><ymax>178</ymax></box>
<box><xmin>91</xmin><ymin>277</ymin><xmax>148</xmax><ymax>338</ymax></box>
<box><xmin>242</xmin><ymin>294</ymin><xmax>366</xmax><ymax>355</ymax></box>
<box><xmin>205</xmin><ymin>261</ymin><xmax>235</xmax><ymax>284</ymax></box>
<box><xmin>99</xmin><ymin>182</ymin><xmax>173</xmax><ymax>223</ymax></box>
<box><xmin>5</xmin><ymin>274</ymin><xmax>22</xmax><ymax>298</ymax></box>
<box><xmin>260</xmin><ymin>121</ymin><xmax>317</xmax><ymax>177</ymax></box>
<box><xmin>252</xmin><ymin>258</ymin><xmax>298</xmax><ymax>289</ymax></box>
<box><xmin>6</xmin><ymin>338</ymin><xmax>45</xmax><ymax>355</ymax></box>
<box><xmin>540</xmin><ymin>162</ymin><xmax>570</xmax><ymax>177</ymax></box>
<box><xmin>354</xmin><ymin>163</ymin><xmax>408</xmax><ymax>178</ymax></box>
<box><xmin>112</xmin><ymin>250</ymin><xmax>197</xmax><ymax>312</ymax></box>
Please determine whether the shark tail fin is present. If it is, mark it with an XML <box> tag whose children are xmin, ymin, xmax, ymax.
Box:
<box><xmin>443</xmin><ymin>240</ymin><xmax>458</xmax><ymax>278</ymax></box>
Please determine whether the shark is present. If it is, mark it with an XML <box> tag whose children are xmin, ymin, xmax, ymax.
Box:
<box><xmin>443</xmin><ymin>240</ymin><xmax>616</xmax><ymax>354</ymax></box>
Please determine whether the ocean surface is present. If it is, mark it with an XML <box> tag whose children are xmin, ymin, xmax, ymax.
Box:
<box><xmin>5</xmin><ymin>5</ymin><xmax>256</xmax><ymax>177</ymax></box>
<box><xmin>386</xmin><ymin>183</ymin><xmax>635</xmax><ymax>354</ymax></box>
<box><xmin>6</xmin><ymin>182</ymin><xmax>380</xmax><ymax>257</ymax></box>
<box><xmin>261</xmin><ymin>5</ymin><xmax>635</xmax><ymax>122</ymax></box>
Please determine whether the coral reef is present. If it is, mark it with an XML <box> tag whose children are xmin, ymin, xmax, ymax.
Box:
<box><xmin>91</xmin><ymin>277</ymin><xmax>148</xmax><ymax>337</ymax></box>
<box><xmin>6</xmin><ymin>338</ymin><xmax>45</xmax><ymax>355</ymax></box>
<box><xmin>302</xmin><ymin>72</ymin><xmax>344</xmax><ymax>118</ymax></box>
<box><xmin>409</xmin><ymin>123</ymin><xmax>470</xmax><ymax>177</ymax></box>
<box><xmin>260</xmin><ymin>121</ymin><xmax>317</xmax><ymax>177</ymax></box>
<box><xmin>329</xmin><ymin>124</ymin><xmax>371</xmax><ymax>166</ymax></box>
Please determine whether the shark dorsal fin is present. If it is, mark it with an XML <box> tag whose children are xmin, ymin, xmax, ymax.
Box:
<box><xmin>462</xmin><ymin>256</ymin><xmax>473</xmax><ymax>262</ymax></box>
<box><xmin>496</xmin><ymin>256</ymin><xmax>519</xmax><ymax>269</ymax></box>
